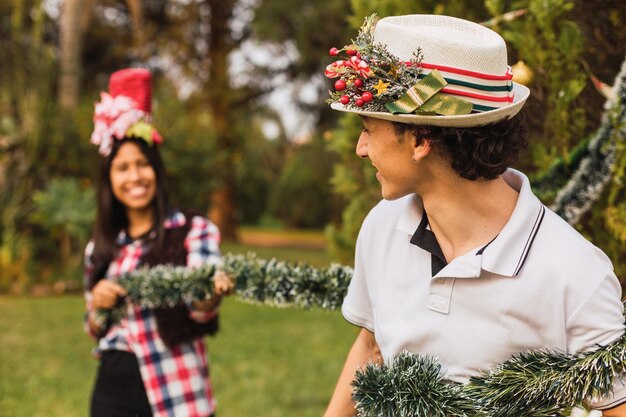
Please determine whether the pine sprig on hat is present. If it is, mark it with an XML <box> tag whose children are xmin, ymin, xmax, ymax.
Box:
<box><xmin>325</xmin><ymin>14</ymin><xmax>424</xmax><ymax>112</ymax></box>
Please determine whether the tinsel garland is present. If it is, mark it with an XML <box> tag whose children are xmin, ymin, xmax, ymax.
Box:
<box><xmin>101</xmin><ymin>256</ymin><xmax>626</xmax><ymax>416</ymax></box>
<box><xmin>549</xmin><ymin>53</ymin><xmax>626</xmax><ymax>225</ymax></box>
<box><xmin>101</xmin><ymin>252</ymin><xmax>353</xmax><ymax>322</ymax></box>
<box><xmin>353</xmin><ymin>316</ymin><xmax>626</xmax><ymax>417</ymax></box>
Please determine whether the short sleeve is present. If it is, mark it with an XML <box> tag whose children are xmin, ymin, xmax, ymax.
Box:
<box><xmin>341</xmin><ymin>216</ymin><xmax>375</xmax><ymax>332</ymax></box>
<box><xmin>82</xmin><ymin>240</ymin><xmax>105</xmax><ymax>338</ymax></box>
<box><xmin>184</xmin><ymin>215</ymin><xmax>222</xmax><ymax>268</ymax></box>
<box><xmin>184</xmin><ymin>215</ymin><xmax>223</xmax><ymax>322</ymax></box>
<box><xmin>83</xmin><ymin>240</ymin><xmax>95</xmax><ymax>292</ymax></box>
<box><xmin>567</xmin><ymin>267</ymin><xmax>626</xmax><ymax>409</ymax></box>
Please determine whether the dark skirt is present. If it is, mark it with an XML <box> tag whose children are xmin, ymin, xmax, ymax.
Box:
<box><xmin>90</xmin><ymin>350</ymin><xmax>153</xmax><ymax>417</ymax></box>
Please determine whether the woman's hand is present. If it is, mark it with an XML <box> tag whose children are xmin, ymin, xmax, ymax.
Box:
<box><xmin>91</xmin><ymin>279</ymin><xmax>126</xmax><ymax>310</ymax></box>
<box><xmin>213</xmin><ymin>270</ymin><xmax>235</xmax><ymax>296</ymax></box>
<box><xmin>191</xmin><ymin>270</ymin><xmax>235</xmax><ymax>312</ymax></box>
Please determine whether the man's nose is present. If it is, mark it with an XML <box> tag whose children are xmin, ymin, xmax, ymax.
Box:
<box><xmin>356</xmin><ymin>133</ymin><xmax>369</xmax><ymax>159</ymax></box>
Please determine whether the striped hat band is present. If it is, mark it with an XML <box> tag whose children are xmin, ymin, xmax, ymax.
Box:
<box><xmin>419</xmin><ymin>62</ymin><xmax>514</xmax><ymax>112</ymax></box>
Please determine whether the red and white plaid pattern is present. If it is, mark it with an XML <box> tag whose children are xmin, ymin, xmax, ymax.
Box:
<box><xmin>84</xmin><ymin>210</ymin><xmax>221</xmax><ymax>417</ymax></box>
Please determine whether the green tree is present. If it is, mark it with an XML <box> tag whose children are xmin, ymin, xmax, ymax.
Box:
<box><xmin>29</xmin><ymin>178</ymin><xmax>96</xmax><ymax>275</ymax></box>
<box><xmin>269</xmin><ymin>135</ymin><xmax>337</xmax><ymax>229</ymax></box>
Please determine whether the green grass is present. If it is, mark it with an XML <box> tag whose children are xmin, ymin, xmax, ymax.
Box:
<box><xmin>0</xmin><ymin>241</ymin><xmax>357</xmax><ymax>417</ymax></box>
<box><xmin>221</xmin><ymin>243</ymin><xmax>336</xmax><ymax>268</ymax></box>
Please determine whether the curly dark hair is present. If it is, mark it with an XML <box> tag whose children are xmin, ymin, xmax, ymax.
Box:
<box><xmin>393</xmin><ymin>114</ymin><xmax>528</xmax><ymax>180</ymax></box>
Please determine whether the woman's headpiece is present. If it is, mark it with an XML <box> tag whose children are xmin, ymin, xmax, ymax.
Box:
<box><xmin>90</xmin><ymin>68</ymin><xmax>163</xmax><ymax>156</ymax></box>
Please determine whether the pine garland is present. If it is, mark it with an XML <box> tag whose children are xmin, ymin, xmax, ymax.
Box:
<box><xmin>549</xmin><ymin>54</ymin><xmax>626</xmax><ymax>225</ymax></box>
<box><xmin>100</xmin><ymin>252</ymin><xmax>353</xmax><ymax>322</ymax></box>
<box><xmin>352</xmin><ymin>314</ymin><xmax>626</xmax><ymax>417</ymax></box>
<box><xmin>223</xmin><ymin>252</ymin><xmax>353</xmax><ymax>310</ymax></box>
<box><xmin>353</xmin><ymin>353</ymin><xmax>476</xmax><ymax>417</ymax></box>
<box><xmin>98</xmin><ymin>255</ymin><xmax>626</xmax><ymax>415</ymax></box>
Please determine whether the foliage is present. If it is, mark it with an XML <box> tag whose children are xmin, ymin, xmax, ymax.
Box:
<box><xmin>154</xmin><ymin>85</ymin><xmax>221</xmax><ymax>213</ymax></box>
<box><xmin>29</xmin><ymin>177</ymin><xmax>96</xmax><ymax>270</ymax></box>
<box><xmin>325</xmin><ymin>115</ymin><xmax>379</xmax><ymax>264</ymax></box>
<box><xmin>0</xmin><ymin>0</ymin><xmax>66</xmax><ymax>289</ymax></box>
<box><xmin>232</xmin><ymin>113</ymin><xmax>285</xmax><ymax>225</ymax></box>
<box><xmin>494</xmin><ymin>0</ymin><xmax>587</xmax><ymax>165</ymax></box>
<box><xmin>549</xmin><ymin>58</ymin><xmax>626</xmax><ymax>225</ymax></box>
<box><xmin>269</xmin><ymin>136</ymin><xmax>336</xmax><ymax>228</ymax></box>
<box><xmin>251</xmin><ymin>0</ymin><xmax>353</xmax><ymax>125</ymax></box>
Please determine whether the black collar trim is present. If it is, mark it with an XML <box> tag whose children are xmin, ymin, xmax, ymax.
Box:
<box><xmin>410</xmin><ymin>212</ymin><xmax>447</xmax><ymax>276</ymax></box>
<box><xmin>513</xmin><ymin>205</ymin><xmax>546</xmax><ymax>275</ymax></box>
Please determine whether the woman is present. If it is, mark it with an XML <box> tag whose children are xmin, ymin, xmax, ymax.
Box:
<box><xmin>83</xmin><ymin>68</ymin><xmax>233</xmax><ymax>417</ymax></box>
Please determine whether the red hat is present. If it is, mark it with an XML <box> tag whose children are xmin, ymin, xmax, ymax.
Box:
<box><xmin>109</xmin><ymin>68</ymin><xmax>153</xmax><ymax>113</ymax></box>
<box><xmin>90</xmin><ymin>67</ymin><xmax>163</xmax><ymax>156</ymax></box>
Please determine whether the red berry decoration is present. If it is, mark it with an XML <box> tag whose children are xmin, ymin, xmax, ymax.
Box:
<box><xmin>329</xmin><ymin>47</ymin><xmax>339</xmax><ymax>56</ymax></box>
<box><xmin>353</xmin><ymin>79</ymin><xmax>363</xmax><ymax>88</ymax></box>
<box><xmin>346</xmin><ymin>48</ymin><xmax>357</xmax><ymax>56</ymax></box>
<box><xmin>355</xmin><ymin>99</ymin><xmax>365</xmax><ymax>107</ymax></box>
<box><xmin>361</xmin><ymin>91</ymin><xmax>373</xmax><ymax>102</ymax></box>
<box><xmin>340</xmin><ymin>95</ymin><xmax>350</xmax><ymax>105</ymax></box>
<box><xmin>334</xmin><ymin>79</ymin><xmax>347</xmax><ymax>91</ymax></box>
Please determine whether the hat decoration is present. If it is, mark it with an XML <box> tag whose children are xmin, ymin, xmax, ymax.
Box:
<box><xmin>90</xmin><ymin>68</ymin><xmax>163</xmax><ymax>156</ymax></box>
<box><xmin>325</xmin><ymin>15</ymin><xmax>528</xmax><ymax>127</ymax></box>
<box><xmin>325</xmin><ymin>15</ymin><xmax>474</xmax><ymax>117</ymax></box>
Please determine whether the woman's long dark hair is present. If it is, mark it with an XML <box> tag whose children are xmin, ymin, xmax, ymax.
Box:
<box><xmin>89</xmin><ymin>137</ymin><xmax>169</xmax><ymax>288</ymax></box>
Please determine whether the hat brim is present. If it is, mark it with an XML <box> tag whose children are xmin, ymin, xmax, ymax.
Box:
<box><xmin>331</xmin><ymin>82</ymin><xmax>530</xmax><ymax>128</ymax></box>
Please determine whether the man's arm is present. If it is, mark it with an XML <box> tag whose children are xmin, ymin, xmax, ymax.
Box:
<box><xmin>323</xmin><ymin>328</ymin><xmax>382</xmax><ymax>417</ymax></box>
<box><xmin>603</xmin><ymin>402</ymin><xmax>626</xmax><ymax>417</ymax></box>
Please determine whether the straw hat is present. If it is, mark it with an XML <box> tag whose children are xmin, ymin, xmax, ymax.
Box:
<box><xmin>326</xmin><ymin>15</ymin><xmax>530</xmax><ymax>127</ymax></box>
<box><xmin>90</xmin><ymin>68</ymin><xmax>163</xmax><ymax>156</ymax></box>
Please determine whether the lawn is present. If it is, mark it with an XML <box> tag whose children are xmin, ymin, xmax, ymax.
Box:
<box><xmin>0</xmin><ymin>244</ymin><xmax>358</xmax><ymax>417</ymax></box>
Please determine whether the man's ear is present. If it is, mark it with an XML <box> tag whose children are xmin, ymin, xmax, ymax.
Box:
<box><xmin>412</xmin><ymin>131</ymin><xmax>432</xmax><ymax>162</ymax></box>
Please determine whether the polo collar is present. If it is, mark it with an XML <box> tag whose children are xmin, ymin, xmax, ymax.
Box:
<box><xmin>396</xmin><ymin>169</ymin><xmax>545</xmax><ymax>278</ymax></box>
<box><xmin>480</xmin><ymin>169</ymin><xmax>545</xmax><ymax>277</ymax></box>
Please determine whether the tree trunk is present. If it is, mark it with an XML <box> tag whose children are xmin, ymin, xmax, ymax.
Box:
<box><xmin>206</xmin><ymin>0</ymin><xmax>238</xmax><ymax>241</ymax></box>
<box><xmin>125</xmin><ymin>0</ymin><xmax>147</xmax><ymax>59</ymax></box>
<box><xmin>58</xmin><ymin>0</ymin><xmax>85</xmax><ymax>110</ymax></box>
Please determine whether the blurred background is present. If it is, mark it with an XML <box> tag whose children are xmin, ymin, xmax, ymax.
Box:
<box><xmin>1</xmin><ymin>1</ymin><xmax>626</xmax><ymax>415</ymax></box>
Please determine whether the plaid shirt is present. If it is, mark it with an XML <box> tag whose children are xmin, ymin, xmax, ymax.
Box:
<box><xmin>84</xmin><ymin>210</ymin><xmax>221</xmax><ymax>417</ymax></box>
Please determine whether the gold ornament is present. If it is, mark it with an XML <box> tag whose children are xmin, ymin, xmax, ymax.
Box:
<box><xmin>511</xmin><ymin>60</ymin><xmax>534</xmax><ymax>86</ymax></box>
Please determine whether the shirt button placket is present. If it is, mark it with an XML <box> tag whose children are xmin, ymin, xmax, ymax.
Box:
<box><xmin>428</xmin><ymin>277</ymin><xmax>454</xmax><ymax>314</ymax></box>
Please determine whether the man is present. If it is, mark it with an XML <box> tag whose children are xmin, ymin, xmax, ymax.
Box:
<box><xmin>322</xmin><ymin>14</ymin><xmax>626</xmax><ymax>416</ymax></box>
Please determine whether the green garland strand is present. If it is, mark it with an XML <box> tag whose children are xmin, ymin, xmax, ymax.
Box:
<box><xmin>353</xmin><ymin>315</ymin><xmax>626</xmax><ymax>417</ymax></box>
<box><xmin>548</xmin><ymin>54</ymin><xmax>626</xmax><ymax>225</ymax></box>
<box><xmin>353</xmin><ymin>353</ymin><xmax>476</xmax><ymax>417</ymax></box>
<box><xmin>100</xmin><ymin>257</ymin><xmax>626</xmax><ymax>416</ymax></box>
<box><xmin>101</xmin><ymin>252</ymin><xmax>353</xmax><ymax>322</ymax></box>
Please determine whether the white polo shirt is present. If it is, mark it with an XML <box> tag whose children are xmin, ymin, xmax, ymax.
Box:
<box><xmin>342</xmin><ymin>169</ymin><xmax>626</xmax><ymax>409</ymax></box>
